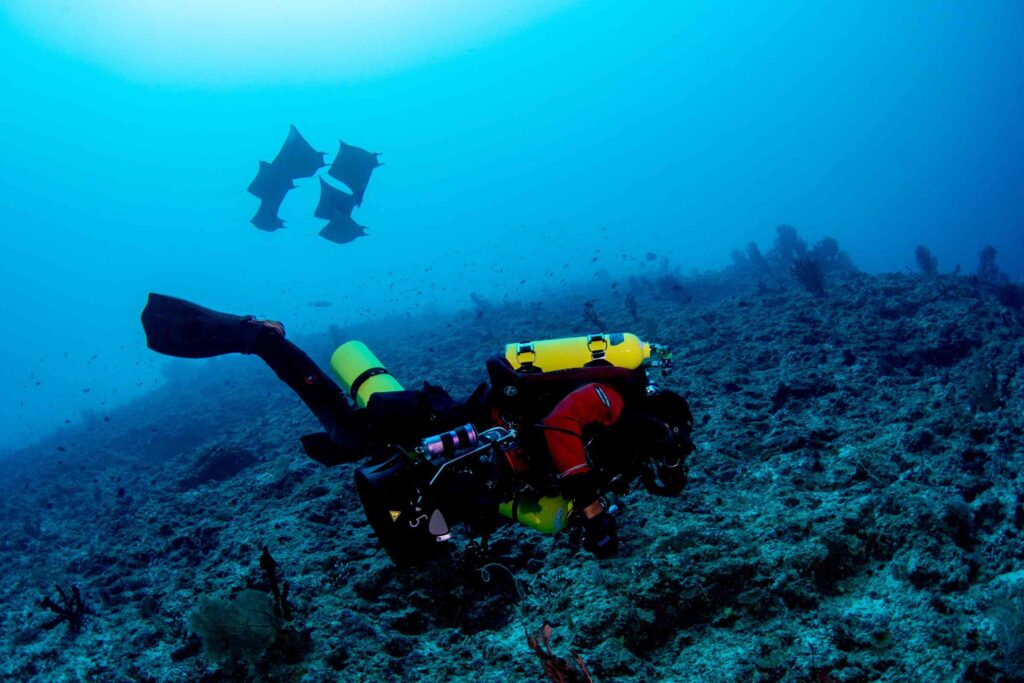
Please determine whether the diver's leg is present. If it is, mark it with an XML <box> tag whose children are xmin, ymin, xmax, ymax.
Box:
<box><xmin>142</xmin><ymin>293</ymin><xmax>367</xmax><ymax>462</ymax></box>
<box><xmin>142</xmin><ymin>292</ymin><xmax>347</xmax><ymax>421</ymax></box>
<box><xmin>252</xmin><ymin>334</ymin><xmax>372</xmax><ymax>464</ymax></box>
<box><xmin>251</xmin><ymin>332</ymin><xmax>350</xmax><ymax>435</ymax></box>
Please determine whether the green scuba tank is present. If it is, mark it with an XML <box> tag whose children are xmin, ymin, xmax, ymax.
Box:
<box><xmin>330</xmin><ymin>341</ymin><xmax>404</xmax><ymax>408</ymax></box>
<box><xmin>498</xmin><ymin>491</ymin><xmax>573</xmax><ymax>534</ymax></box>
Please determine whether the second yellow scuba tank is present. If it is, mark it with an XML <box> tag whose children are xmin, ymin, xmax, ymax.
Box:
<box><xmin>498</xmin><ymin>491</ymin><xmax>573</xmax><ymax>534</ymax></box>
<box><xmin>330</xmin><ymin>341</ymin><xmax>404</xmax><ymax>408</ymax></box>
<box><xmin>505</xmin><ymin>333</ymin><xmax>651</xmax><ymax>373</ymax></box>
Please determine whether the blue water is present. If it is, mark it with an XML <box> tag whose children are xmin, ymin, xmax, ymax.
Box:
<box><xmin>1</xmin><ymin>1</ymin><xmax>1021</xmax><ymax>452</ymax></box>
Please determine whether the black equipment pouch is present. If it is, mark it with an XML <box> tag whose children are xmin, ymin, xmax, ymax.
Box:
<box><xmin>354</xmin><ymin>454</ymin><xmax>451</xmax><ymax>567</ymax></box>
<box><xmin>365</xmin><ymin>382</ymin><xmax>458</xmax><ymax>447</ymax></box>
<box><xmin>354</xmin><ymin>425</ymin><xmax>519</xmax><ymax>567</ymax></box>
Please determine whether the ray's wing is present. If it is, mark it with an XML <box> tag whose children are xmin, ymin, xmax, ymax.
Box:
<box><xmin>314</xmin><ymin>177</ymin><xmax>358</xmax><ymax>220</ymax></box>
<box><xmin>251</xmin><ymin>200</ymin><xmax>285</xmax><ymax>231</ymax></box>
<box><xmin>318</xmin><ymin>213</ymin><xmax>367</xmax><ymax>244</ymax></box>
<box><xmin>250</xmin><ymin>182</ymin><xmax>293</xmax><ymax>231</ymax></box>
<box><xmin>272</xmin><ymin>125</ymin><xmax>327</xmax><ymax>179</ymax></box>
<box><xmin>247</xmin><ymin>161</ymin><xmax>296</xmax><ymax>199</ymax></box>
<box><xmin>327</xmin><ymin>140</ymin><xmax>381</xmax><ymax>205</ymax></box>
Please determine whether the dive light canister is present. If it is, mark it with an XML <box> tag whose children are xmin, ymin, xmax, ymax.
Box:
<box><xmin>421</xmin><ymin>424</ymin><xmax>478</xmax><ymax>460</ymax></box>
<box><xmin>330</xmin><ymin>341</ymin><xmax>404</xmax><ymax>408</ymax></box>
<box><xmin>498</xmin><ymin>492</ymin><xmax>573</xmax><ymax>534</ymax></box>
<box><xmin>505</xmin><ymin>333</ymin><xmax>651</xmax><ymax>373</ymax></box>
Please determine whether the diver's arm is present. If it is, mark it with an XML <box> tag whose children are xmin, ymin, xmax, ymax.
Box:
<box><xmin>541</xmin><ymin>383</ymin><xmax>624</xmax><ymax>509</ymax></box>
<box><xmin>541</xmin><ymin>384</ymin><xmax>624</xmax><ymax>558</ymax></box>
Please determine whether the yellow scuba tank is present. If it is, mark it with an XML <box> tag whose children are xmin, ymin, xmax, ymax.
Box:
<box><xmin>498</xmin><ymin>492</ymin><xmax>573</xmax><ymax>534</ymax></box>
<box><xmin>505</xmin><ymin>333</ymin><xmax>651</xmax><ymax>373</ymax></box>
<box><xmin>330</xmin><ymin>341</ymin><xmax>404</xmax><ymax>408</ymax></box>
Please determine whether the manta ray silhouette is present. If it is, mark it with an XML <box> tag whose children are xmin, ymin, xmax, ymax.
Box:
<box><xmin>247</xmin><ymin>126</ymin><xmax>380</xmax><ymax>243</ymax></box>
<box><xmin>327</xmin><ymin>140</ymin><xmax>383</xmax><ymax>206</ymax></box>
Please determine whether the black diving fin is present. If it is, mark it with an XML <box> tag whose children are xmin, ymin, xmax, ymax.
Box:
<box><xmin>141</xmin><ymin>293</ymin><xmax>279</xmax><ymax>359</ymax></box>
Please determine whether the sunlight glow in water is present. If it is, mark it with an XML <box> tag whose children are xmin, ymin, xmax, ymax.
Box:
<box><xmin>4</xmin><ymin>0</ymin><xmax>577</xmax><ymax>84</ymax></box>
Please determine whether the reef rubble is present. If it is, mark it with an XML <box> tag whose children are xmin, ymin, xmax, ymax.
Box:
<box><xmin>1</xmin><ymin>258</ymin><xmax>1022</xmax><ymax>682</ymax></box>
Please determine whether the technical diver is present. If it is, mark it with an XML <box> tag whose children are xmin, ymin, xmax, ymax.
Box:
<box><xmin>140</xmin><ymin>293</ymin><xmax>695</xmax><ymax>560</ymax></box>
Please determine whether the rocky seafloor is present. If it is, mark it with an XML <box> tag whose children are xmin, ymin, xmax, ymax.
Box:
<box><xmin>1</xmin><ymin>250</ymin><xmax>1023</xmax><ymax>682</ymax></box>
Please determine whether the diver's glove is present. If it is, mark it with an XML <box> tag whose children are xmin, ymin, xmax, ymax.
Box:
<box><xmin>582</xmin><ymin>509</ymin><xmax>619</xmax><ymax>558</ymax></box>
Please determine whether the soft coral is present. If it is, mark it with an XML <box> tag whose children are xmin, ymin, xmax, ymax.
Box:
<box><xmin>526</xmin><ymin>623</ymin><xmax>593</xmax><ymax>683</ymax></box>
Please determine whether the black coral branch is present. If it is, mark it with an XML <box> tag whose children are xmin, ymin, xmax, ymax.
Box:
<box><xmin>38</xmin><ymin>584</ymin><xmax>92</xmax><ymax>633</ymax></box>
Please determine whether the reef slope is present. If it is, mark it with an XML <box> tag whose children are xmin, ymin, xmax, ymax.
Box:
<box><xmin>1</xmin><ymin>267</ymin><xmax>1022</xmax><ymax>682</ymax></box>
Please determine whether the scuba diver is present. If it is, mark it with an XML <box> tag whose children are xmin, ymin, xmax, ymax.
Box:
<box><xmin>141</xmin><ymin>293</ymin><xmax>695</xmax><ymax>565</ymax></box>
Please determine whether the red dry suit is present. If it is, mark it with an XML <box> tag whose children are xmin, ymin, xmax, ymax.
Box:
<box><xmin>540</xmin><ymin>383</ymin><xmax>624</xmax><ymax>501</ymax></box>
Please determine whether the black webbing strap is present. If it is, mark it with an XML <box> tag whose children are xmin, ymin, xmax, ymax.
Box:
<box><xmin>349</xmin><ymin>367</ymin><xmax>389</xmax><ymax>401</ymax></box>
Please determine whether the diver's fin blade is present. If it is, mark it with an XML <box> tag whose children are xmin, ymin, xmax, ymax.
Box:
<box><xmin>141</xmin><ymin>293</ymin><xmax>259</xmax><ymax>358</ymax></box>
<box><xmin>300</xmin><ymin>432</ymin><xmax>357</xmax><ymax>467</ymax></box>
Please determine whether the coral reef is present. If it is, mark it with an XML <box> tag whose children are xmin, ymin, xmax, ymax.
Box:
<box><xmin>1</xmin><ymin>253</ymin><xmax>1022</xmax><ymax>682</ymax></box>
<box><xmin>915</xmin><ymin>245</ymin><xmax>939</xmax><ymax>277</ymax></box>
